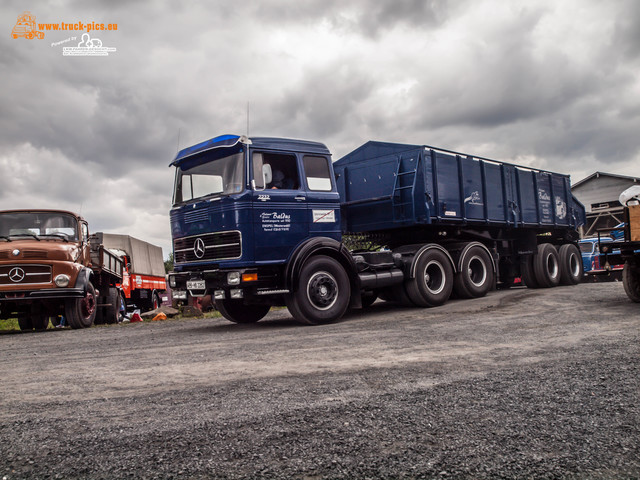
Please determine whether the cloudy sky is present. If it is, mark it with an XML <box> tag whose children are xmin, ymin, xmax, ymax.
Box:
<box><xmin>2</xmin><ymin>0</ymin><xmax>639</xmax><ymax>257</ymax></box>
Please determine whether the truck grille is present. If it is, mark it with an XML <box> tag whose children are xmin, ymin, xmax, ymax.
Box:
<box><xmin>174</xmin><ymin>231</ymin><xmax>242</xmax><ymax>264</ymax></box>
<box><xmin>183</xmin><ymin>208</ymin><xmax>209</xmax><ymax>224</ymax></box>
<box><xmin>0</xmin><ymin>264</ymin><xmax>52</xmax><ymax>286</ymax></box>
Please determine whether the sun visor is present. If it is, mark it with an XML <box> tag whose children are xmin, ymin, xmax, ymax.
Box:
<box><xmin>170</xmin><ymin>134</ymin><xmax>251</xmax><ymax>168</ymax></box>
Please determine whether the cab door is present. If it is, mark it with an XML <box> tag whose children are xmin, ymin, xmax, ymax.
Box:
<box><xmin>303</xmin><ymin>155</ymin><xmax>341</xmax><ymax>241</ymax></box>
<box><xmin>251</xmin><ymin>151</ymin><xmax>308</xmax><ymax>263</ymax></box>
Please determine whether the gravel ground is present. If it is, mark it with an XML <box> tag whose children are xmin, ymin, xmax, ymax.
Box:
<box><xmin>0</xmin><ymin>282</ymin><xmax>638</xmax><ymax>479</ymax></box>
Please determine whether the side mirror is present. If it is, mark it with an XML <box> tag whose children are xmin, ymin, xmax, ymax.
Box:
<box><xmin>262</xmin><ymin>164</ymin><xmax>273</xmax><ymax>185</ymax></box>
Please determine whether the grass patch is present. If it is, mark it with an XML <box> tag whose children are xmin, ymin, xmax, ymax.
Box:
<box><xmin>0</xmin><ymin>318</ymin><xmax>19</xmax><ymax>331</ymax></box>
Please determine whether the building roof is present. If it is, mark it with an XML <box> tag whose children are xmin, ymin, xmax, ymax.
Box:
<box><xmin>572</xmin><ymin>171</ymin><xmax>640</xmax><ymax>189</ymax></box>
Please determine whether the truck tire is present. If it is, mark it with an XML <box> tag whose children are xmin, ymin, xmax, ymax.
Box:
<box><xmin>104</xmin><ymin>288</ymin><xmax>121</xmax><ymax>324</ymax></box>
<box><xmin>31</xmin><ymin>314</ymin><xmax>49</xmax><ymax>331</ymax></box>
<box><xmin>406</xmin><ymin>249</ymin><xmax>453</xmax><ymax>307</ymax></box>
<box><xmin>65</xmin><ymin>283</ymin><xmax>97</xmax><ymax>329</ymax></box>
<box><xmin>521</xmin><ymin>254</ymin><xmax>539</xmax><ymax>288</ymax></box>
<box><xmin>558</xmin><ymin>244</ymin><xmax>582</xmax><ymax>285</ymax></box>
<box><xmin>285</xmin><ymin>255</ymin><xmax>351</xmax><ymax>325</ymax></box>
<box><xmin>533</xmin><ymin>243</ymin><xmax>560</xmax><ymax>288</ymax></box>
<box><xmin>453</xmin><ymin>245</ymin><xmax>494</xmax><ymax>299</ymax></box>
<box><xmin>119</xmin><ymin>291</ymin><xmax>127</xmax><ymax>322</ymax></box>
<box><xmin>215</xmin><ymin>299</ymin><xmax>270</xmax><ymax>323</ymax></box>
<box><xmin>18</xmin><ymin>316</ymin><xmax>33</xmax><ymax>331</ymax></box>
<box><xmin>622</xmin><ymin>261</ymin><xmax>640</xmax><ymax>303</ymax></box>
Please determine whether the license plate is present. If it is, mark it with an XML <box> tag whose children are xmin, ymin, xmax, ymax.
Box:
<box><xmin>186</xmin><ymin>279</ymin><xmax>206</xmax><ymax>290</ymax></box>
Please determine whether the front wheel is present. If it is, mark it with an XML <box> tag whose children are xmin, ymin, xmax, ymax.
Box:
<box><xmin>215</xmin><ymin>299</ymin><xmax>271</xmax><ymax>323</ymax></box>
<box><xmin>285</xmin><ymin>255</ymin><xmax>351</xmax><ymax>325</ymax></box>
<box><xmin>65</xmin><ymin>283</ymin><xmax>97</xmax><ymax>329</ymax></box>
<box><xmin>622</xmin><ymin>261</ymin><xmax>640</xmax><ymax>303</ymax></box>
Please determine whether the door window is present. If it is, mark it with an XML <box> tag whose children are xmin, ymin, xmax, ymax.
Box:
<box><xmin>253</xmin><ymin>152</ymin><xmax>299</xmax><ymax>190</ymax></box>
<box><xmin>303</xmin><ymin>156</ymin><xmax>332</xmax><ymax>191</ymax></box>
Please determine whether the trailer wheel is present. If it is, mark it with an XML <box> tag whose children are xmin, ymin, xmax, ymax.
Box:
<box><xmin>285</xmin><ymin>255</ymin><xmax>351</xmax><ymax>325</ymax></box>
<box><xmin>104</xmin><ymin>288</ymin><xmax>121</xmax><ymax>324</ymax></box>
<box><xmin>406</xmin><ymin>249</ymin><xmax>453</xmax><ymax>307</ymax></box>
<box><xmin>622</xmin><ymin>261</ymin><xmax>640</xmax><ymax>303</ymax></box>
<box><xmin>454</xmin><ymin>246</ymin><xmax>494</xmax><ymax>299</ymax></box>
<box><xmin>533</xmin><ymin>243</ymin><xmax>560</xmax><ymax>288</ymax></box>
<box><xmin>65</xmin><ymin>283</ymin><xmax>97</xmax><ymax>329</ymax></box>
<box><xmin>215</xmin><ymin>299</ymin><xmax>271</xmax><ymax>323</ymax></box>
<box><xmin>558</xmin><ymin>244</ymin><xmax>582</xmax><ymax>285</ymax></box>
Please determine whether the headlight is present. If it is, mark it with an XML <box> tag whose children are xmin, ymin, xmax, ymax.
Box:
<box><xmin>227</xmin><ymin>271</ymin><xmax>241</xmax><ymax>285</ymax></box>
<box><xmin>169</xmin><ymin>275</ymin><xmax>176</xmax><ymax>288</ymax></box>
<box><xmin>54</xmin><ymin>274</ymin><xmax>70</xmax><ymax>287</ymax></box>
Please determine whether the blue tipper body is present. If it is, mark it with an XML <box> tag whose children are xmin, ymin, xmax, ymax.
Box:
<box><xmin>334</xmin><ymin>141</ymin><xmax>586</xmax><ymax>233</ymax></box>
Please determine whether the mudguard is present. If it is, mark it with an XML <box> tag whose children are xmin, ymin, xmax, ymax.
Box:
<box><xmin>285</xmin><ymin>237</ymin><xmax>358</xmax><ymax>295</ymax></box>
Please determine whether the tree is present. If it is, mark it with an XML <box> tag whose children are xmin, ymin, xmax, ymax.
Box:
<box><xmin>164</xmin><ymin>253</ymin><xmax>174</xmax><ymax>273</ymax></box>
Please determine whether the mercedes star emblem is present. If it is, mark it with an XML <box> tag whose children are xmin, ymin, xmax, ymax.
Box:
<box><xmin>9</xmin><ymin>267</ymin><xmax>25</xmax><ymax>283</ymax></box>
<box><xmin>193</xmin><ymin>238</ymin><xmax>206</xmax><ymax>259</ymax></box>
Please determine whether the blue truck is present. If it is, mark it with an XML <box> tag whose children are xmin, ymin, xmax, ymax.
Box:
<box><xmin>167</xmin><ymin>135</ymin><xmax>586</xmax><ymax>325</ymax></box>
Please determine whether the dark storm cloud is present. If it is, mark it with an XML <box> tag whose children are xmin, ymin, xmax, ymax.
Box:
<box><xmin>1</xmin><ymin>0</ymin><xmax>639</xmax><ymax>253</ymax></box>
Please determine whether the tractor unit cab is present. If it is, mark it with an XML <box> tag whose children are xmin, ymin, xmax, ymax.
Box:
<box><xmin>168</xmin><ymin>135</ymin><xmax>342</xmax><ymax>307</ymax></box>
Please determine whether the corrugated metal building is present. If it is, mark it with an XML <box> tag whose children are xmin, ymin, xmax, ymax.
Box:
<box><xmin>572</xmin><ymin>172</ymin><xmax>640</xmax><ymax>237</ymax></box>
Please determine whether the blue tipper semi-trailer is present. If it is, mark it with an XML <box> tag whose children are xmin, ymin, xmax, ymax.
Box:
<box><xmin>167</xmin><ymin>135</ymin><xmax>586</xmax><ymax>325</ymax></box>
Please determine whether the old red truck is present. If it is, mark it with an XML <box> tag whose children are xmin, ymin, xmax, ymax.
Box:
<box><xmin>0</xmin><ymin>210</ymin><xmax>124</xmax><ymax>330</ymax></box>
<box><xmin>93</xmin><ymin>233</ymin><xmax>167</xmax><ymax>315</ymax></box>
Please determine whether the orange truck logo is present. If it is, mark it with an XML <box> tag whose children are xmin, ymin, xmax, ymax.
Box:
<box><xmin>11</xmin><ymin>11</ymin><xmax>44</xmax><ymax>39</ymax></box>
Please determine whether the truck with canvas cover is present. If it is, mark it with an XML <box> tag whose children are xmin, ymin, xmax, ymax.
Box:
<box><xmin>93</xmin><ymin>233</ymin><xmax>167</xmax><ymax>313</ymax></box>
<box><xmin>167</xmin><ymin>135</ymin><xmax>586</xmax><ymax>326</ymax></box>
<box><xmin>0</xmin><ymin>210</ymin><xmax>124</xmax><ymax>330</ymax></box>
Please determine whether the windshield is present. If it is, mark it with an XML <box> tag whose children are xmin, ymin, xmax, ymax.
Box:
<box><xmin>0</xmin><ymin>212</ymin><xmax>79</xmax><ymax>241</ymax></box>
<box><xmin>173</xmin><ymin>151</ymin><xmax>244</xmax><ymax>204</ymax></box>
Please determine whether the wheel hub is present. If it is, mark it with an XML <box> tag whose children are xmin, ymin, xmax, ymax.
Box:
<box><xmin>307</xmin><ymin>271</ymin><xmax>338</xmax><ymax>311</ymax></box>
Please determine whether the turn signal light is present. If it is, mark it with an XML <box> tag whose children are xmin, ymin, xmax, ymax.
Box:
<box><xmin>242</xmin><ymin>273</ymin><xmax>258</xmax><ymax>282</ymax></box>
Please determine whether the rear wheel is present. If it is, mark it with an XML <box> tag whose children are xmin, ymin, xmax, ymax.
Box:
<box><xmin>521</xmin><ymin>254</ymin><xmax>539</xmax><ymax>288</ymax></box>
<box><xmin>65</xmin><ymin>283</ymin><xmax>97</xmax><ymax>329</ymax></box>
<box><xmin>18</xmin><ymin>316</ymin><xmax>33</xmax><ymax>331</ymax></box>
<box><xmin>406</xmin><ymin>249</ymin><xmax>454</xmax><ymax>307</ymax></box>
<box><xmin>558</xmin><ymin>244</ymin><xmax>582</xmax><ymax>285</ymax></box>
<box><xmin>622</xmin><ymin>261</ymin><xmax>640</xmax><ymax>303</ymax></box>
<box><xmin>32</xmin><ymin>314</ymin><xmax>49</xmax><ymax>331</ymax></box>
<box><xmin>215</xmin><ymin>299</ymin><xmax>270</xmax><ymax>323</ymax></box>
<box><xmin>119</xmin><ymin>291</ymin><xmax>127</xmax><ymax>322</ymax></box>
<box><xmin>285</xmin><ymin>255</ymin><xmax>351</xmax><ymax>325</ymax></box>
<box><xmin>104</xmin><ymin>288</ymin><xmax>121</xmax><ymax>324</ymax></box>
<box><xmin>534</xmin><ymin>243</ymin><xmax>560</xmax><ymax>288</ymax></box>
<box><xmin>453</xmin><ymin>246</ymin><xmax>494</xmax><ymax>298</ymax></box>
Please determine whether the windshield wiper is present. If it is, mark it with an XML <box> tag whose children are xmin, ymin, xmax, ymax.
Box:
<box><xmin>0</xmin><ymin>235</ymin><xmax>11</xmax><ymax>242</ymax></box>
<box><xmin>41</xmin><ymin>233</ymin><xmax>70</xmax><ymax>242</ymax></box>
<box><xmin>9</xmin><ymin>233</ymin><xmax>41</xmax><ymax>241</ymax></box>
